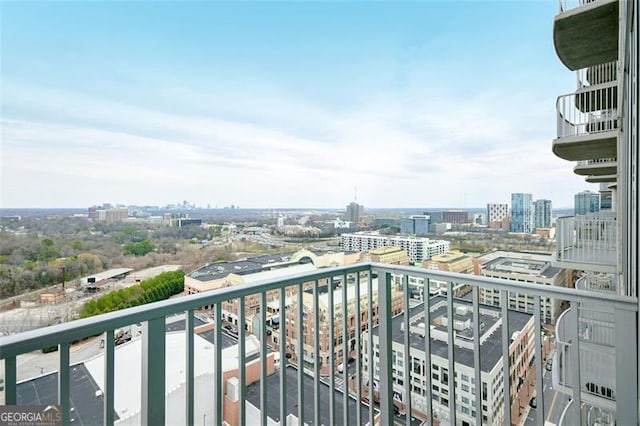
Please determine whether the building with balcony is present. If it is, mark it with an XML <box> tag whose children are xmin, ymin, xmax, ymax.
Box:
<box><xmin>341</xmin><ymin>232</ymin><xmax>450</xmax><ymax>264</ymax></box>
<box><xmin>474</xmin><ymin>251</ymin><xmax>567</xmax><ymax>324</ymax></box>
<box><xmin>361</xmin><ymin>296</ymin><xmax>535</xmax><ymax>425</ymax></box>
<box><xmin>550</xmin><ymin>0</ymin><xmax>639</xmax><ymax>424</ymax></box>
<box><xmin>1</xmin><ymin>2</ymin><xmax>638</xmax><ymax>425</ymax></box>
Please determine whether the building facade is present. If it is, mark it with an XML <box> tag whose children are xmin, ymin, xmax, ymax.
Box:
<box><xmin>341</xmin><ymin>233</ymin><xmax>450</xmax><ymax>264</ymax></box>
<box><xmin>474</xmin><ymin>251</ymin><xmax>566</xmax><ymax>324</ymax></box>
<box><xmin>510</xmin><ymin>193</ymin><xmax>534</xmax><ymax>233</ymax></box>
<box><xmin>574</xmin><ymin>190</ymin><xmax>601</xmax><ymax>215</ymax></box>
<box><xmin>361</xmin><ymin>297</ymin><xmax>536</xmax><ymax>425</ymax></box>
<box><xmin>534</xmin><ymin>199</ymin><xmax>552</xmax><ymax>229</ymax></box>
<box><xmin>487</xmin><ymin>203</ymin><xmax>510</xmax><ymax>230</ymax></box>
<box><xmin>549</xmin><ymin>0</ymin><xmax>639</xmax><ymax>423</ymax></box>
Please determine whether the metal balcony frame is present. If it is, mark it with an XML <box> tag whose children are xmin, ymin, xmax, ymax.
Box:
<box><xmin>0</xmin><ymin>262</ymin><xmax>637</xmax><ymax>426</ymax></box>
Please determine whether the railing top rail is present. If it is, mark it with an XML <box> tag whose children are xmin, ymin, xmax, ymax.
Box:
<box><xmin>370</xmin><ymin>263</ymin><xmax>636</xmax><ymax>306</ymax></box>
<box><xmin>0</xmin><ymin>262</ymin><xmax>636</xmax><ymax>359</ymax></box>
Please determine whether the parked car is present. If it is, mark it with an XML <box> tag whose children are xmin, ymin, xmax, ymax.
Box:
<box><xmin>529</xmin><ymin>397</ymin><xmax>537</xmax><ymax>409</ymax></box>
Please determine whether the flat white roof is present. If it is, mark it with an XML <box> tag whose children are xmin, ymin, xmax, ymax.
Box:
<box><xmin>82</xmin><ymin>268</ymin><xmax>133</xmax><ymax>283</ymax></box>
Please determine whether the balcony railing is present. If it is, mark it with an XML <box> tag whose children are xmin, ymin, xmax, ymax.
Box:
<box><xmin>575</xmin><ymin>272</ymin><xmax>617</xmax><ymax>293</ymax></box>
<box><xmin>555</xmin><ymin>213</ymin><xmax>617</xmax><ymax>269</ymax></box>
<box><xmin>556</xmin><ymin>86</ymin><xmax>618</xmax><ymax>139</ymax></box>
<box><xmin>553</xmin><ymin>305</ymin><xmax>617</xmax><ymax>405</ymax></box>
<box><xmin>0</xmin><ymin>263</ymin><xmax>637</xmax><ymax>426</ymax></box>
<box><xmin>577</xmin><ymin>61</ymin><xmax>617</xmax><ymax>89</ymax></box>
<box><xmin>576</xmin><ymin>157</ymin><xmax>617</xmax><ymax>167</ymax></box>
<box><xmin>558</xmin><ymin>0</ymin><xmax>610</xmax><ymax>13</ymax></box>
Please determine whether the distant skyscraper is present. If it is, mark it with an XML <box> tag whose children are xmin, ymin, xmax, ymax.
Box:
<box><xmin>534</xmin><ymin>199</ymin><xmax>552</xmax><ymax>229</ymax></box>
<box><xmin>487</xmin><ymin>203</ymin><xmax>509</xmax><ymax>229</ymax></box>
<box><xmin>345</xmin><ymin>202</ymin><xmax>364</xmax><ymax>224</ymax></box>
<box><xmin>574</xmin><ymin>190</ymin><xmax>600</xmax><ymax>215</ymax></box>
<box><xmin>510</xmin><ymin>193</ymin><xmax>534</xmax><ymax>233</ymax></box>
<box><xmin>400</xmin><ymin>215</ymin><xmax>430</xmax><ymax>236</ymax></box>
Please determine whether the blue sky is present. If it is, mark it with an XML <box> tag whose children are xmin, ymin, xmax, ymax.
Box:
<box><xmin>2</xmin><ymin>1</ymin><xmax>590</xmax><ymax>208</ymax></box>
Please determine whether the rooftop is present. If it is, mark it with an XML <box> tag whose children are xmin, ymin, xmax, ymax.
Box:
<box><xmin>245</xmin><ymin>365</ymin><xmax>373</xmax><ymax>425</ymax></box>
<box><xmin>479</xmin><ymin>251</ymin><xmax>563</xmax><ymax>279</ymax></box>
<box><xmin>372</xmin><ymin>296</ymin><xmax>532</xmax><ymax>373</ymax></box>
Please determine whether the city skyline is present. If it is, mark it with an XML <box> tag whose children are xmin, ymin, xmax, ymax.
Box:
<box><xmin>2</xmin><ymin>2</ymin><xmax>593</xmax><ymax>208</ymax></box>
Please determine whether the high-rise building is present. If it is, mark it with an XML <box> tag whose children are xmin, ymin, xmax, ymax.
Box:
<box><xmin>400</xmin><ymin>215</ymin><xmax>430</xmax><ymax>236</ymax></box>
<box><xmin>487</xmin><ymin>203</ymin><xmax>510</xmax><ymax>229</ymax></box>
<box><xmin>574</xmin><ymin>190</ymin><xmax>600</xmax><ymax>215</ymax></box>
<box><xmin>510</xmin><ymin>193</ymin><xmax>534</xmax><ymax>233</ymax></box>
<box><xmin>534</xmin><ymin>199</ymin><xmax>552</xmax><ymax>229</ymax></box>
<box><xmin>344</xmin><ymin>201</ymin><xmax>364</xmax><ymax>224</ymax></box>
<box><xmin>550</xmin><ymin>0</ymin><xmax>638</xmax><ymax>423</ymax></box>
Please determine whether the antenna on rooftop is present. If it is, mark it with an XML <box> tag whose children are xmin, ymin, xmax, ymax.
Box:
<box><xmin>354</xmin><ymin>186</ymin><xmax>358</xmax><ymax>203</ymax></box>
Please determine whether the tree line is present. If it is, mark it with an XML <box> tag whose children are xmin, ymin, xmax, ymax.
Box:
<box><xmin>79</xmin><ymin>270</ymin><xmax>185</xmax><ymax>318</ymax></box>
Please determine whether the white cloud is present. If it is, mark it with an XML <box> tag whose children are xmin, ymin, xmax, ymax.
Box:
<box><xmin>1</xmin><ymin>82</ymin><xmax>587</xmax><ymax>208</ymax></box>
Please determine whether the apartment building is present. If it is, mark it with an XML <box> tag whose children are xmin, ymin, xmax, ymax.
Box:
<box><xmin>423</xmin><ymin>251</ymin><xmax>474</xmax><ymax>274</ymax></box>
<box><xmin>474</xmin><ymin>251</ymin><xmax>566</xmax><ymax>324</ymax></box>
<box><xmin>550</xmin><ymin>0</ymin><xmax>639</xmax><ymax>423</ymax></box>
<box><xmin>510</xmin><ymin>193</ymin><xmax>534</xmax><ymax>233</ymax></box>
<box><xmin>341</xmin><ymin>232</ymin><xmax>450</xmax><ymax>264</ymax></box>
<box><xmin>283</xmin><ymin>277</ymin><xmax>404</xmax><ymax>372</ymax></box>
<box><xmin>534</xmin><ymin>199</ymin><xmax>552</xmax><ymax>229</ymax></box>
<box><xmin>362</xmin><ymin>297</ymin><xmax>535</xmax><ymax>425</ymax></box>
<box><xmin>487</xmin><ymin>203</ymin><xmax>510</xmax><ymax>230</ymax></box>
<box><xmin>362</xmin><ymin>246</ymin><xmax>410</xmax><ymax>265</ymax></box>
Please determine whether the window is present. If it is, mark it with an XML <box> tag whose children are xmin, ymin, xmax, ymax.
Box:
<box><xmin>462</xmin><ymin>384</ymin><xmax>469</xmax><ymax>392</ymax></box>
<box><xmin>462</xmin><ymin>396</ymin><xmax>469</xmax><ymax>404</ymax></box>
<box><xmin>462</xmin><ymin>374</ymin><xmax>469</xmax><ymax>382</ymax></box>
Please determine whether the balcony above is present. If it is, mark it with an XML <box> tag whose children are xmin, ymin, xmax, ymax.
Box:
<box><xmin>553</xmin><ymin>0</ymin><xmax>619</xmax><ymax>71</ymax></box>
<box><xmin>553</xmin><ymin>213</ymin><xmax>617</xmax><ymax>272</ymax></box>
<box><xmin>558</xmin><ymin>398</ymin><xmax>616</xmax><ymax>426</ymax></box>
<box><xmin>574</xmin><ymin>157</ymin><xmax>617</xmax><ymax>176</ymax></box>
<box><xmin>585</xmin><ymin>173</ymin><xmax>617</xmax><ymax>183</ymax></box>
<box><xmin>576</xmin><ymin>272</ymin><xmax>617</xmax><ymax>293</ymax></box>
<box><xmin>553</xmin><ymin>306</ymin><xmax>617</xmax><ymax>409</ymax></box>
<box><xmin>553</xmin><ymin>87</ymin><xmax>618</xmax><ymax>161</ymax></box>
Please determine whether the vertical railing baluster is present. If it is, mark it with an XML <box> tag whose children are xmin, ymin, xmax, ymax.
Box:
<box><xmin>185</xmin><ymin>311</ymin><xmax>194</xmax><ymax>426</ymax></box>
<box><xmin>104</xmin><ymin>329</ymin><xmax>115</xmax><ymax>426</ymax></box>
<box><xmin>58</xmin><ymin>342</ymin><xmax>70</xmax><ymax>425</ymax></box>
<box><xmin>368</xmin><ymin>271</ymin><xmax>374</xmax><ymax>426</ymax></box>
<box><xmin>329</xmin><ymin>275</ymin><xmax>336</xmax><ymax>425</ymax></box>
<box><xmin>4</xmin><ymin>356</ymin><xmax>17</xmax><ymax>405</ymax></box>
<box><xmin>355</xmin><ymin>273</ymin><xmax>362</xmax><ymax>426</ymax></box>
<box><xmin>569</xmin><ymin>303</ymin><xmax>582</xmax><ymax>425</ymax></box>
<box><xmin>423</xmin><ymin>278</ymin><xmax>433</xmax><ymax>425</ymax></box>
<box><xmin>142</xmin><ymin>318</ymin><xmax>165</xmax><ymax>425</ymax></box>
<box><xmin>239</xmin><ymin>297</ymin><xmax>247</xmax><ymax>426</ymax></box>
<box><xmin>378</xmin><ymin>271</ymin><xmax>394</xmax><ymax>425</ymax></box>
<box><xmin>472</xmin><ymin>287</ymin><xmax>482</xmax><ymax>426</ymax></box>
<box><xmin>298</xmin><ymin>282</ymin><xmax>305</xmax><ymax>425</ymax></box>
<box><xmin>313</xmin><ymin>279</ymin><xmax>321</xmax><ymax>426</ymax></box>
<box><xmin>534</xmin><ymin>297</ymin><xmax>544</xmax><ymax>426</ymax></box>
<box><xmin>260</xmin><ymin>292</ymin><xmax>267</xmax><ymax>426</ymax></box>
<box><xmin>342</xmin><ymin>273</ymin><xmax>349</xmax><ymax>426</ymax></box>
<box><xmin>615</xmin><ymin>304</ymin><xmax>639</xmax><ymax>425</ymax></box>
<box><xmin>501</xmin><ymin>290</ymin><xmax>511</xmax><ymax>426</ymax></box>
<box><xmin>280</xmin><ymin>288</ymin><xmax>287</xmax><ymax>425</ymax></box>
<box><xmin>214</xmin><ymin>304</ymin><xmax>223</xmax><ymax>426</ymax></box>
<box><xmin>403</xmin><ymin>275</ymin><xmax>411</xmax><ymax>426</ymax></box>
<box><xmin>446</xmin><ymin>283</ymin><xmax>456</xmax><ymax>426</ymax></box>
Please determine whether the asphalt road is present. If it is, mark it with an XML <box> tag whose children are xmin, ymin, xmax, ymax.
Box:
<box><xmin>523</xmin><ymin>353</ymin><xmax>570</xmax><ymax>426</ymax></box>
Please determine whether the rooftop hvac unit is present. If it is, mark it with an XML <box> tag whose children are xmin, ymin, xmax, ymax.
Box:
<box><xmin>455</xmin><ymin>306</ymin><xmax>468</xmax><ymax>316</ymax></box>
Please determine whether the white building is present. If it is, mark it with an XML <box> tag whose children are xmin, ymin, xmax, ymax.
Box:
<box><xmin>341</xmin><ymin>232</ymin><xmax>450</xmax><ymax>264</ymax></box>
<box><xmin>362</xmin><ymin>297</ymin><xmax>535</xmax><ymax>425</ymax></box>
<box><xmin>476</xmin><ymin>251</ymin><xmax>567</xmax><ymax>324</ymax></box>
